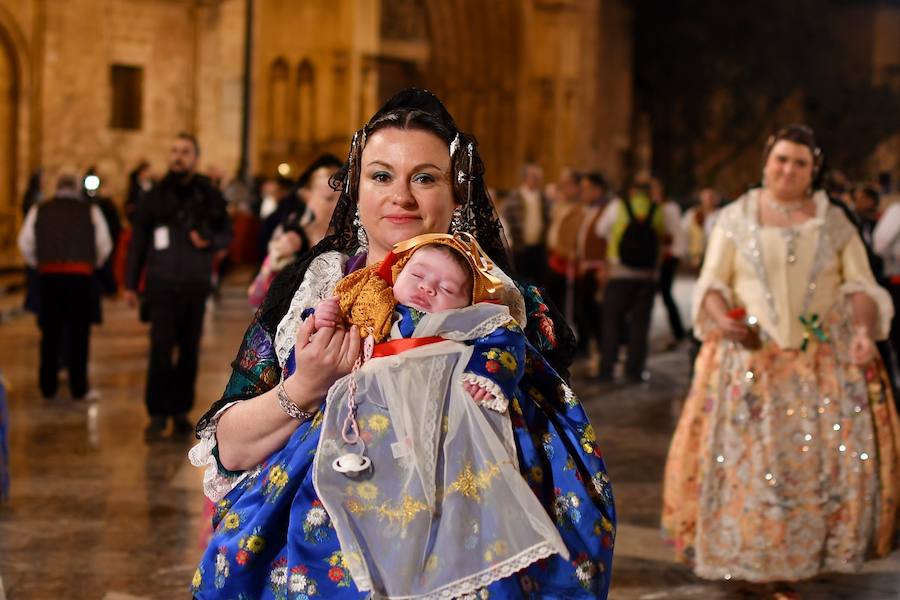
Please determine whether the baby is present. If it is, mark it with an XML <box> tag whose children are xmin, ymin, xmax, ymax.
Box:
<box><xmin>306</xmin><ymin>233</ymin><xmax>567</xmax><ymax>598</ymax></box>
<box><xmin>310</xmin><ymin>241</ymin><xmax>499</xmax><ymax>404</ymax></box>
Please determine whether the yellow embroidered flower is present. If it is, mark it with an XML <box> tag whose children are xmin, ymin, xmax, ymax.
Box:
<box><xmin>192</xmin><ymin>568</ymin><xmax>202</xmax><ymax>588</ymax></box>
<box><xmin>483</xmin><ymin>540</ymin><xmax>508</xmax><ymax>563</ymax></box>
<box><xmin>498</xmin><ymin>351</ymin><xmax>517</xmax><ymax>371</ymax></box>
<box><xmin>268</xmin><ymin>465</ymin><xmax>289</xmax><ymax>488</ymax></box>
<box><xmin>356</xmin><ymin>482</ymin><xmax>378</xmax><ymax>501</ymax></box>
<box><xmin>484</xmin><ymin>349</ymin><xmax>499</xmax><ymax>359</ymax></box>
<box><xmin>329</xmin><ymin>552</ymin><xmax>345</xmax><ymax>567</ymax></box>
<box><xmin>367</xmin><ymin>414</ymin><xmax>390</xmax><ymax>433</ymax></box>
<box><xmin>343</xmin><ymin>550</ymin><xmax>364</xmax><ymax>572</ymax></box>
<box><xmin>224</xmin><ymin>512</ymin><xmax>241</xmax><ymax>530</ymax></box>
<box><xmin>582</xmin><ymin>424</ymin><xmax>596</xmax><ymax>443</ymax></box>
<box><xmin>511</xmin><ymin>398</ymin><xmax>523</xmax><ymax>416</ymax></box>
<box><xmin>529</xmin><ymin>466</ymin><xmax>544</xmax><ymax>483</ymax></box>
<box><xmin>244</xmin><ymin>534</ymin><xmax>265</xmax><ymax>553</ymax></box>
<box><xmin>425</xmin><ymin>555</ymin><xmax>439</xmax><ymax>572</ymax></box>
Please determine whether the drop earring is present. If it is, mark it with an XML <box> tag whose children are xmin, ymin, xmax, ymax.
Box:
<box><xmin>354</xmin><ymin>205</ymin><xmax>368</xmax><ymax>251</ymax></box>
<box><xmin>449</xmin><ymin>206</ymin><xmax>465</xmax><ymax>234</ymax></box>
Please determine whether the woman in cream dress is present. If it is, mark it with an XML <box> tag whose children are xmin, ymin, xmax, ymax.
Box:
<box><xmin>663</xmin><ymin>125</ymin><xmax>900</xmax><ymax>597</ymax></box>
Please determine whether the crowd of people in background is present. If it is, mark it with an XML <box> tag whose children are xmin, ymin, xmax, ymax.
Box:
<box><xmin>11</xmin><ymin>113</ymin><xmax>900</xmax><ymax>598</ymax></box>
<box><xmin>19</xmin><ymin>145</ymin><xmax>900</xmax><ymax>406</ymax></box>
<box><xmin>492</xmin><ymin>160</ymin><xmax>900</xmax><ymax>400</ymax></box>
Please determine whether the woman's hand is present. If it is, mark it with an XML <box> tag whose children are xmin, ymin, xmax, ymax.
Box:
<box><xmin>285</xmin><ymin>317</ymin><xmax>361</xmax><ymax>403</ymax></box>
<box><xmin>715</xmin><ymin>313</ymin><xmax>750</xmax><ymax>343</ymax></box>
<box><xmin>704</xmin><ymin>291</ymin><xmax>749</xmax><ymax>344</ymax></box>
<box><xmin>849</xmin><ymin>326</ymin><xmax>876</xmax><ymax>366</ymax></box>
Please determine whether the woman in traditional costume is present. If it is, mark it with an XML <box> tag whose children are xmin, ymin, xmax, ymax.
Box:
<box><xmin>189</xmin><ymin>89</ymin><xmax>615</xmax><ymax>599</ymax></box>
<box><xmin>663</xmin><ymin>125</ymin><xmax>900</xmax><ymax>598</ymax></box>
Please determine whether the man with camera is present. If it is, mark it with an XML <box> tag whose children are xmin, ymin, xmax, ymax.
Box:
<box><xmin>124</xmin><ymin>133</ymin><xmax>232</xmax><ymax>439</ymax></box>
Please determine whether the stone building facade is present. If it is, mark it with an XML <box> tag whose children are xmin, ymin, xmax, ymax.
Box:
<box><xmin>0</xmin><ymin>0</ymin><xmax>634</xmax><ymax>255</ymax></box>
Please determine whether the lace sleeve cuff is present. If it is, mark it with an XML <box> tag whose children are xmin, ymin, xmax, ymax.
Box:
<box><xmin>188</xmin><ymin>401</ymin><xmax>253</xmax><ymax>502</ymax></box>
<box><xmin>841</xmin><ymin>281</ymin><xmax>894</xmax><ymax>341</ymax></box>
<box><xmin>461</xmin><ymin>373</ymin><xmax>509</xmax><ymax>413</ymax></box>
<box><xmin>691</xmin><ymin>277</ymin><xmax>733</xmax><ymax>341</ymax></box>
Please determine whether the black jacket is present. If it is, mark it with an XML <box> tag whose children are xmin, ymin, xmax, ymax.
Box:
<box><xmin>125</xmin><ymin>172</ymin><xmax>232</xmax><ymax>292</ymax></box>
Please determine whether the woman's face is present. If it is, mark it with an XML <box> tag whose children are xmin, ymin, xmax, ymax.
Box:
<box><xmin>357</xmin><ymin>128</ymin><xmax>456</xmax><ymax>262</ymax></box>
<box><xmin>763</xmin><ymin>140</ymin><xmax>814</xmax><ymax>199</ymax></box>
<box><xmin>305</xmin><ymin>166</ymin><xmax>340</xmax><ymax>222</ymax></box>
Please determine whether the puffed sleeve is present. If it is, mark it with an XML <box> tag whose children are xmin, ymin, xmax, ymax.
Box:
<box><xmin>189</xmin><ymin>318</ymin><xmax>281</xmax><ymax>501</ymax></box>
<box><xmin>692</xmin><ymin>223</ymin><xmax>737</xmax><ymax>340</ymax></box>
<box><xmin>839</xmin><ymin>232</ymin><xmax>894</xmax><ymax>340</ymax></box>
<box><xmin>461</xmin><ymin>321</ymin><xmax>526</xmax><ymax>413</ymax></box>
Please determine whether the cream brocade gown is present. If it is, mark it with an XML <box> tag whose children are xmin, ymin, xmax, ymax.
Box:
<box><xmin>663</xmin><ymin>190</ymin><xmax>900</xmax><ymax>582</ymax></box>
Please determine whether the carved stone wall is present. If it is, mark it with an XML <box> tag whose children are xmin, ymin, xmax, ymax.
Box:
<box><xmin>0</xmin><ymin>0</ymin><xmax>634</xmax><ymax>255</ymax></box>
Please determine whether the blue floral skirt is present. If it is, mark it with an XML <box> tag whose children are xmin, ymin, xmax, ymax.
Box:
<box><xmin>192</xmin><ymin>348</ymin><xmax>615</xmax><ymax>599</ymax></box>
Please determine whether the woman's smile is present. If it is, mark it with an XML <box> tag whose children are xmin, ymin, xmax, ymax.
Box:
<box><xmin>384</xmin><ymin>213</ymin><xmax>421</xmax><ymax>224</ymax></box>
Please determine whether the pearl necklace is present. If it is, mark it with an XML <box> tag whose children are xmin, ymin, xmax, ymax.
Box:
<box><xmin>768</xmin><ymin>197</ymin><xmax>810</xmax><ymax>217</ymax></box>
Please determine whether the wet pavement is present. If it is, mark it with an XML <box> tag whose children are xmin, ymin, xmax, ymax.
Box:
<box><xmin>0</xmin><ymin>274</ymin><xmax>898</xmax><ymax>599</ymax></box>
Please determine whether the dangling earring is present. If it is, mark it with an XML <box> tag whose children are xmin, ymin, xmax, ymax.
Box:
<box><xmin>354</xmin><ymin>205</ymin><xmax>368</xmax><ymax>251</ymax></box>
<box><xmin>449</xmin><ymin>205</ymin><xmax>465</xmax><ymax>234</ymax></box>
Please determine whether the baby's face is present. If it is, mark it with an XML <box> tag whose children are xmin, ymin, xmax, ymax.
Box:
<box><xmin>393</xmin><ymin>247</ymin><xmax>472</xmax><ymax>313</ymax></box>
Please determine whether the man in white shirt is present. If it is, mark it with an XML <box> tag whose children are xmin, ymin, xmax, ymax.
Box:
<box><xmin>872</xmin><ymin>194</ymin><xmax>900</xmax><ymax>382</ymax></box>
<box><xmin>18</xmin><ymin>173</ymin><xmax>112</xmax><ymax>400</ymax></box>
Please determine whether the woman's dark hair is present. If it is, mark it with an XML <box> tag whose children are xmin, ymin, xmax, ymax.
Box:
<box><xmin>296</xmin><ymin>153</ymin><xmax>343</xmax><ymax>189</ymax></box>
<box><xmin>859</xmin><ymin>184</ymin><xmax>880</xmax><ymax>205</ymax></box>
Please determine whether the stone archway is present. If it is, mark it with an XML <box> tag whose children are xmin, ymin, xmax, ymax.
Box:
<box><xmin>0</xmin><ymin>27</ymin><xmax>18</xmax><ymax>252</ymax></box>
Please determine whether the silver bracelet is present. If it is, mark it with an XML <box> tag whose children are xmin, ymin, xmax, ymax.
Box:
<box><xmin>277</xmin><ymin>381</ymin><xmax>316</xmax><ymax>422</ymax></box>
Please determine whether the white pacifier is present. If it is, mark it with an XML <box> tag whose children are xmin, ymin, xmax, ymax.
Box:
<box><xmin>332</xmin><ymin>333</ymin><xmax>376</xmax><ymax>478</ymax></box>
<box><xmin>332</xmin><ymin>453</ymin><xmax>371</xmax><ymax>476</ymax></box>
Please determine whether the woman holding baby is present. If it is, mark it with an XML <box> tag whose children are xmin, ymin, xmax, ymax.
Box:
<box><xmin>189</xmin><ymin>89</ymin><xmax>615</xmax><ymax>599</ymax></box>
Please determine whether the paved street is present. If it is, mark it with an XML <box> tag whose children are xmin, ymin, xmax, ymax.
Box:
<box><xmin>1</xmin><ymin>273</ymin><xmax>898</xmax><ymax>599</ymax></box>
